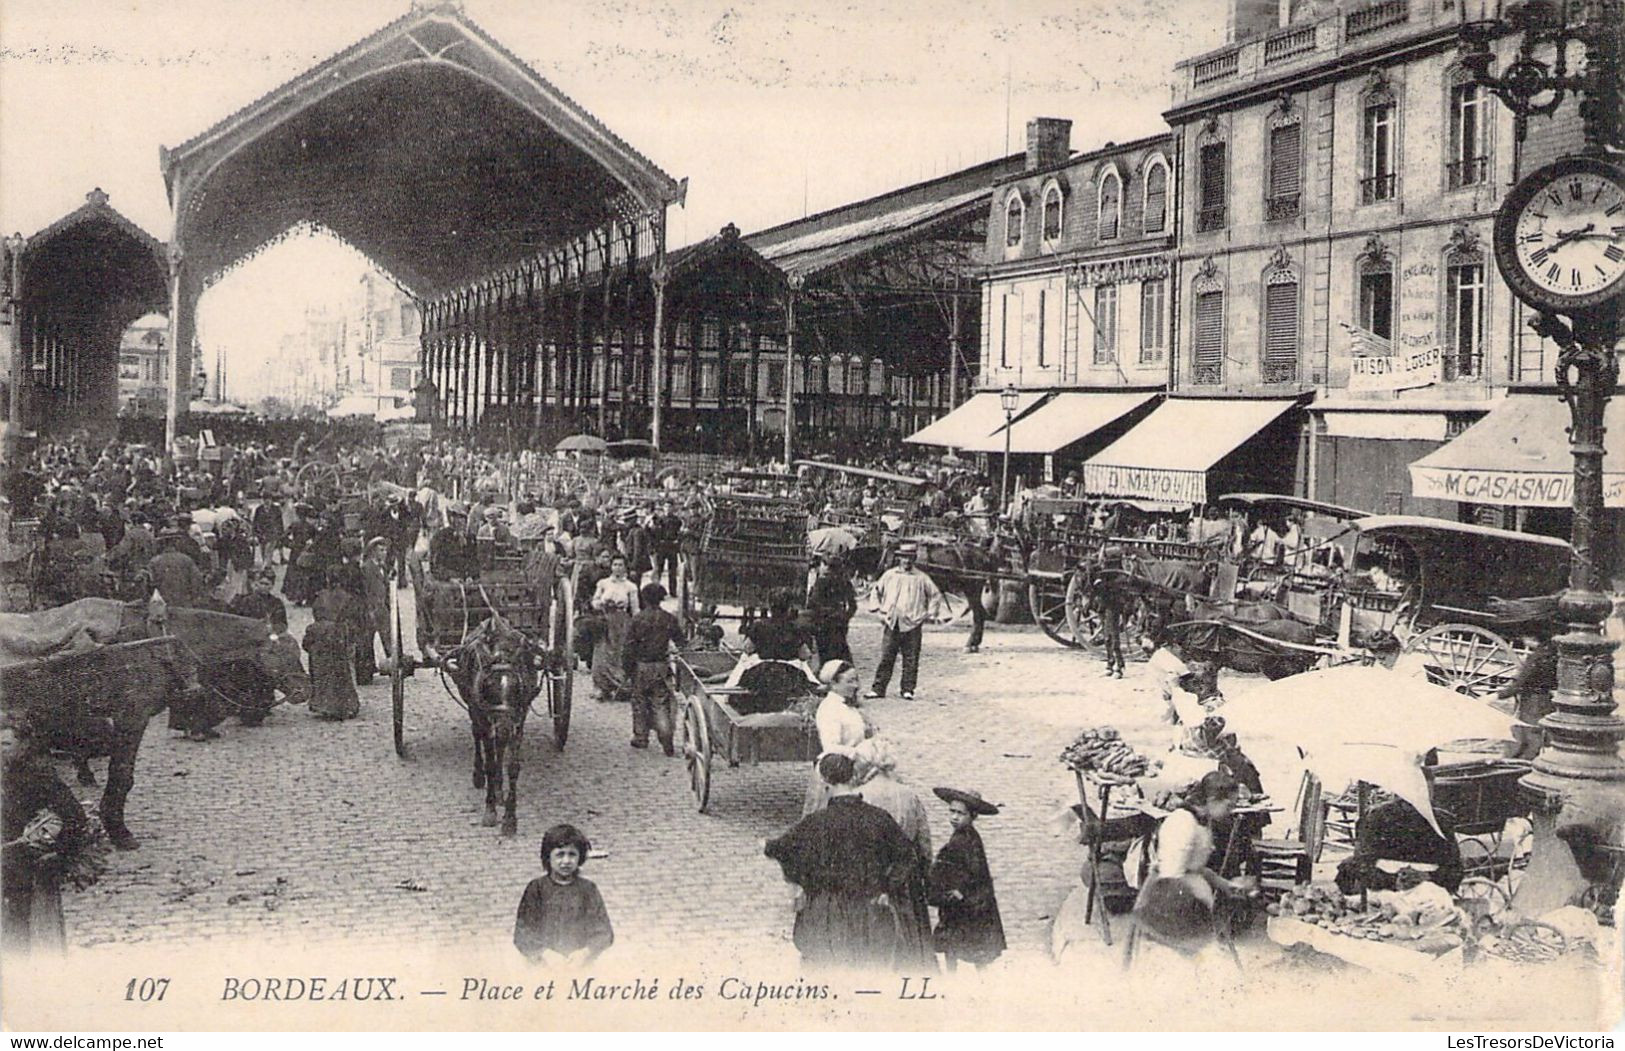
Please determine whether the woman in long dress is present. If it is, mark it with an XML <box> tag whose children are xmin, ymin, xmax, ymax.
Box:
<box><xmin>854</xmin><ymin>737</ymin><xmax>935</xmax><ymax>970</ymax></box>
<box><xmin>590</xmin><ymin>554</ymin><xmax>639</xmax><ymax>702</ymax></box>
<box><xmin>304</xmin><ymin>595</ymin><xmax>359</xmax><ymax>721</ymax></box>
<box><xmin>804</xmin><ymin>660</ymin><xmax>873</xmax><ymax>814</ymax></box>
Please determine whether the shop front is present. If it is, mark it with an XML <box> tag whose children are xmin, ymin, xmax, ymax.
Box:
<box><xmin>1081</xmin><ymin>396</ymin><xmax>1307</xmax><ymax>505</ymax></box>
<box><xmin>955</xmin><ymin>390</ymin><xmax>1159</xmax><ymax>484</ymax></box>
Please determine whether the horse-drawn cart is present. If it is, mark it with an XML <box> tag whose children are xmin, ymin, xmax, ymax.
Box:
<box><xmin>680</xmin><ymin>493</ymin><xmax>808</xmax><ymax>622</ymax></box>
<box><xmin>671</xmin><ymin>645</ymin><xmax>820</xmax><ymax>813</ymax></box>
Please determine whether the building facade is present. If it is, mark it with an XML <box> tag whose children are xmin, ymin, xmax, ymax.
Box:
<box><xmin>117</xmin><ymin>313</ymin><xmax>168</xmax><ymax>418</ymax></box>
<box><xmin>1165</xmin><ymin>0</ymin><xmax>1536</xmax><ymax>516</ymax></box>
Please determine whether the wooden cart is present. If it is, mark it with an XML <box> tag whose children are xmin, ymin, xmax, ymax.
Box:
<box><xmin>671</xmin><ymin>646</ymin><xmax>820</xmax><ymax>813</ymax></box>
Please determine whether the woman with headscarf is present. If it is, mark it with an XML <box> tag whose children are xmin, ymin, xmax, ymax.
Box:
<box><xmin>804</xmin><ymin>659</ymin><xmax>874</xmax><ymax>814</ymax></box>
<box><xmin>855</xmin><ymin>737</ymin><xmax>935</xmax><ymax>970</ymax></box>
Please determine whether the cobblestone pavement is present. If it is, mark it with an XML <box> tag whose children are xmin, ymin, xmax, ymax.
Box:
<box><xmin>60</xmin><ymin>592</ymin><xmax>1178</xmax><ymax>963</ymax></box>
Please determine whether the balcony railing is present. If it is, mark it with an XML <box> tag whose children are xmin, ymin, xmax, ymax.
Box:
<box><xmin>1261</xmin><ymin>358</ymin><xmax>1298</xmax><ymax>384</ymax></box>
<box><xmin>1197</xmin><ymin>204</ymin><xmax>1227</xmax><ymax>232</ymax></box>
<box><xmin>1443</xmin><ymin>348</ymin><xmax>1482</xmax><ymax>382</ymax></box>
<box><xmin>1192</xmin><ymin>49</ymin><xmax>1239</xmax><ymax>85</ymax></box>
<box><xmin>1447</xmin><ymin>155</ymin><xmax>1490</xmax><ymax>189</ymax></box>
<box><xmin>1264</xmin><ymin>25</ymin><xmax>1317</xmax><ymax>63</ymax></box>
<box><xmin>1360</xmin><ymin>173</ymin><xmax>1398</xmax><ymax>204</ymax></box>
<box><xmin>1346</xmin><ymin>0</ymin><xmax>1409</xmax><ymax>39</ymax></box>
<box><xmin>1266</xmin><ymin>194</ymin><xmax>1302</xmax><ymax>221</ymax></box>
<box><xmin>1193</xmin><ymin>361</ymin><xmax>1223</xmax><ymax>385</ymax></box>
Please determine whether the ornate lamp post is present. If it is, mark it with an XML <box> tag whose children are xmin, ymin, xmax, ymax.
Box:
<box><xmin>1460</xmin><ymin>0</ymin><xmax>1625</xmax><ymax>913</ymax></box>
<box><xmin>999</xmin><ymin>384</ymin><xmax>1019</xmax><ymax>512</ymax></box>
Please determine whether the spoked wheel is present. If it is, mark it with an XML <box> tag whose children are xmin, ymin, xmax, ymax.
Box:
<box><xmin>1065</xmin><ymin>570</ymin><xmax>1100</xmax><ymax>651</ymax></box>
<box><xmin>1401</xmin><ymin>623</ymin><xmax>1521</xmax><ymax>701</ymax></box>
<box><xmin>550</xmin><ymin>577</ymin><xmax>574</xmax><ymax>750</ymax></box>
<box><xmin>680</xmin><ymin>694</ymin><xmax>712</xmax><ymax>813</ymax></box>
<box><xmin>391</xmin><ymin>588</ymin><xmax>408</xmax><ymax>758</ymax></box>
<box><xmin>1028</xmin><ymin>576</ymin><xmax>1082</xmax><ymax>648</ymax></box>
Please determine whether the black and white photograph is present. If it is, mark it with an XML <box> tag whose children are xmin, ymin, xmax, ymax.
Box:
<box><xmin>0</xmin><ymin>0</ymin><xmax>1622</xmax><ymax>1034</ymax></box>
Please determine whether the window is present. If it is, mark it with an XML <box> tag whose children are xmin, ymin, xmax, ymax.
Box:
<box><xmin>1362</xmin><ymin>97</ymin><xmax>1398</xmax><ymax>203</ymax></box>
<box><xmin>699</xmin><ymin>361</ymin><xmax>719</xmax><ymax>397</ymax></box>
<box><xmin>1358</xmin><ymin>266</ymin><xmax>1394</xmax><ymax>340</ymax></box>
<box><xmin>1037</xmin><ymin>290</ymin><xmax>1047</xmax><ymax>367</ymax></box>
<box><xmin>1448</xmin><ymin>80</ymin><xmax>1490</xmax><ymax>188</ymax></box>
<box><xmin>1193</xmin><ymin>290</ymin><xmax>1224</xmax><ymax>384</ymax></box>
<box><xmin>1267</xmin><ymin>121</ymin><xmax>1302</xmax><ymax>220</ymax></box>
<box><xmin>1098</xmin><ymin>170</ymin><xmax>1122</xmax><ymax>240</ymax></box>
<box><xmin>1262</xmin><ymin>274</ymin><xmax>1300</xmax><ymax>383</ymax></box>
<box><xmin>727</xmin><ymin>359</ymin><xmax>749</xmax><ymax>397</ymax></box>
<box><xmin>999</xmin><ymin>294</ymin><xmax>1010</xmax><ymax>368</ymax></box>
<box><xmin>1093</xmin><ymin>285</ymin><xmax>1118</xmax><ymax>364</ymax></box>
<box><xmin>1144</xmin><ymin>161</ymin><xmax>1169</xmax><ymax>234</ymax></box>
<box><xmin>829</xmin><ymin>356</ymin><xmax>846</xmax><ymax>395</ymax></box>
<box><xmin>671</xmin><ymin>361</ymin><xmax>690</xmax><ymax>396</ymax></box>
<box><xmin>765</xmin><ymin>362</ymin><xmax>786</xmax><ymax>399</ymax></box>
<box><xmin>1140</xmin><ymin>278</ymin><xmax>1167</xmax><ymax>363</ymax></box>
<box><xmin>400</xmin><ymin>303</ymin><xmax>416</xmax><ymax>336</ymax></box>
<box><xmin>1446</xmin><ymin>257</ymin><xmax>1486</xmax><ymax>379</ymax></box>
<box><xmin>389</xmin><ymin>367</ymin><xmax>413</xmax><ymax>390</ymax></box>
<box><xmin>869</xmin><ymin>360</ymin><xmax>885</xmax><ymax>392</ymax></box>
<box><xmin>1198</xmin><ymin>142</ymin><xmax>1227</xmax><ymax>231</ymax></box>
<box><xmin>1005</xmin><ymin>196</ymin><xmax>1024</xmax><ymax>248</ymax></box>
<box><xmin>1042</xmin><ymin>184</ymin><xmax>1064</xmax><ymax>242</ymax></box>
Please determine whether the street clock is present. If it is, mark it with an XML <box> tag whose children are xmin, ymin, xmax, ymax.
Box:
<box><xmin>1493</xmin><ymin>155</ymin><xmax>1625</xmax><ymax>314</ymax></box>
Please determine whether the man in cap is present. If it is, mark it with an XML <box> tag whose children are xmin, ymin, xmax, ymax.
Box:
<box><xmin>148</xmin><ymin>530</ymin><xmax>208</xmax><ymax>609</ymax></box>
<box><xmin>865</xmin><ymin>542</ymin><xmax>945</xmax><ymax>702</ymax></box>
<box><xmin>359</xmin><ymin>536</ymin><xmax>394</xmax><ymax>682</ymax></box>
<box><xmin>649</xmin><ymin>500</ymin><xmax>684</xmax><ymax>595</ymax></box>
<box><xmin>429</xmin><ymin>505</ymin><xmax>479</xmax><ymax>581</ymax></box>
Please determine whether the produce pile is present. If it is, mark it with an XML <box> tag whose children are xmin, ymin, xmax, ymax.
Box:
<box><xmin>1477</xmin><ymin>921</ymin><xmax>1569</xmax><ymax>964</ymax></box>
<box><xmin>1060</xmin><ymin>727</ymin><xmax>1161</xmax><ymax>778</ymax></box>
<box><xmin>1266</xmin><ymin>886</ymin><xmax>1465</xmax><ymax>953</ymax></box>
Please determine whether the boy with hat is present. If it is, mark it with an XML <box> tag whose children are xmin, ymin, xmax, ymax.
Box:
<box><xmin>866</xmin><ymin>542</ymin><xmax>945</xmax><ymax>702</ymax></box>
<box><xmin>927</xmin><ymin>787</ymin><xmax>1007</xmax><ymax>971</ymax></box>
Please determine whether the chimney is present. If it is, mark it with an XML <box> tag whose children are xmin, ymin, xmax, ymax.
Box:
<box><xmin>1227</xmin><ymin>0</ymin><xmax>1280</xmax><ymax>41</ymax></box>
<box><xmin>1025</xmin><ymin>118</ymin><xmax>1072</xmax><ymax>172</ymax></box>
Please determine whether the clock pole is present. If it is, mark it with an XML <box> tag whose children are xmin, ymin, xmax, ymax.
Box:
<box><xmin>1462</xmin><ymin>0</ymin><xmax>1625</xmax><ymax>915</ymax></box>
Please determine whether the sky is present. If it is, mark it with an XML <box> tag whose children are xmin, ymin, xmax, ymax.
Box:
<box><xmin>0</xmin><ymin>0</ymin><xmax>1220</xmax><ymax>400</ymax></box>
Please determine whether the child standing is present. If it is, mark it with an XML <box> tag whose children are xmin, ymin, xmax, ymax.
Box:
<box><xmin>927</xmin><ymin>787</ymin><xmax>1006</xmax><ymax>971</ymax></box>
<box><xmin>513</xmin><ymin>824</ymin><xmax>614</xmax><ymax>966</ymax></box>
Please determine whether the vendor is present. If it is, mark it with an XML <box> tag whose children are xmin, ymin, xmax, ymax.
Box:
<box><xmin>1334</xmin><ymin>797</ymin><xmax>1463</xmax><ymax>896</ymax></box>
<box><xmin>1130</xmin><ymin>771</ymin><xmax>1258</xmax><ymax>958</ymax></box>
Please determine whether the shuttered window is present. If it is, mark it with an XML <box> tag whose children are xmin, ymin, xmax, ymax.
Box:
<box><xmin>1037</xmin><ymin>290</ymin><xmax>1047</xmax><ymax>367</ymax></box>
<box><xmin>1144</xmin><ymin>163</ymin><xmax>1168</xmax><ymax>234</ymax></box>
<box><xmin>1193</xmin><ymin>290</ymin><xmax>1223</xmax><ymax>384</ymax></box>
<box><xmin>1140</xmin><ymin>278</ymin><xmax>1167</xmax><ymax>363</ymax></box>
<box><xmin>1262</xmin><ymin>278</ymin><xmax>1299</xmax><ymax>384</ymax></box>
<box><xmin>1093</xmin><ymin>285</ymin><xmax>1118</xmax><ymax>364</ymax></box>
<box><xmin>1274</xmin><ymin>124</ymin><xmax>1300</xmax><ymax>200</ymax></box>
<box><xmin>1198</xmin><ymin>143</ymin><xmax>1227</xmax><ymax>231</ymax></box>
<box><xmin>1098</xmin><ymin>173</ymin><xmax>1121</xmax><ymax>240</ymax></box>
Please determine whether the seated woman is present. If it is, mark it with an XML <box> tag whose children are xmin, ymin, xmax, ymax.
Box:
<box><xmin>725</xmin><ymin>588</ymin><xmax>818</xmax><ymax>691</ymax></box>
<box><xmin>1334</xmin><ymin>797</ymin><xmax>1463</xmax><ymax>896</ymax></box>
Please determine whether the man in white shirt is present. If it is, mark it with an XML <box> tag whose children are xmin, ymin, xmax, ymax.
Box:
<box><xmin>865</xmin><ymin>542</ymin><xmax>946</xmax><ymax>702</ymax></box>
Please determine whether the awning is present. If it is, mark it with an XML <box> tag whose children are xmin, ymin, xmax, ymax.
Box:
<box><xmin>1410</xmin><ymin>394</ymin><xmax>1625</xmax><ymax>507</ymax></box>
<box><xmin>1083</xmin><ymin>398</ymin><xmax>1301</xmax><ymax>504</ymax></box>
<box><xmin>956</xmin><ymin>391</ymin><xmax>1157</xmax><ymax>454</ymax></box>
<box><xmin>903</xmin><ymin>391</ymin><xmax>1048</xmax><ymax>448</ymax></box>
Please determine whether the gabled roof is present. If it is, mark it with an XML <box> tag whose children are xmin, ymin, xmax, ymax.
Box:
<box><xmin>749</xmin><ymin>187</ymin><xmax>990</xmax><ymax>281</ymax></box>
<box><xmin>25</xmin><ymin>188</ymin><xmax>165</xmax><ymax>261</ymax></box>
<box><xmin>667</xmin><ymin>224</ymin><xmax>786</xmax><ymax>286</ymax></box>
<box><xmin>160</xmin><ymin>2</ymin><xmax>684</xmax><ymax>294</ymax></box>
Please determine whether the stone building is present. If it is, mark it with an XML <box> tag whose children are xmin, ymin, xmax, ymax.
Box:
<box><xmin>1158</xmin><ymin>0</ymin><xmax>1535</xmax><ymax>515</ymax></box>
<box><xmin>931</xmin><ymin>120</ymin><xmax>1171</xmax><ymax>481</ymax></box>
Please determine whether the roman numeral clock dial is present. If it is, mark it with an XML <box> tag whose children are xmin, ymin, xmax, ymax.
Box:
<box><xmin>1495</xmin><ymin>157</ymin><xmax>1625</xmax><ymax>312</ymax></box>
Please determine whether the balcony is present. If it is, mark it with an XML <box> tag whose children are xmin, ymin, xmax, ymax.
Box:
<box><xmin>1192</xmin><ymin>49</ymin><xmax>1239</xmax><ymax>85</ymax></box>
<box><xmin>1443</xmin><ymin>349</ymin><xmax>1482</xmax><ymax>382</ymax></box>
<box><xmin>1264</xmin><ymin>25</ymin><xmax>1317</xmax><ymax>63</ymax></box>
<box><xmin>1197</xmin><ymin>205</ymin><xmax>1227</xmax><ymax>233</ymax></box>
<box><xmin>1193</xmin><ymin>361</ymin><xmax>1223</xmax><ymax>385</ymax></box>
<box><xmin>1347</xmin><ymin>0</ymin><xmax>1409</xmax><ymax>38</ymax></box>
<box><xmin>1266</xmin><ymin>194</ymin><xmax>1302</xmax><ymax>221</ymax></box>
<box><xmin>1360</xmin><ymin>173</ymin><xmax>1398</xmax><ymax>204</ymax></box>
<box><xmin>1261</xmin><ymin>358</ymin><xmax>1299</xmax><ymax>384</ymax></box>
<box><xmin>1447</xmin><ymin>155</ymin><xmax>1490</xmax><ymax>189</ymax></box>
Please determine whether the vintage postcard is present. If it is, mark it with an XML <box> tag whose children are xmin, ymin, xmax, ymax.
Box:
<box><xmin>1</xmin><ymin>0</ymin><xmax>1622</xmax><ymax>1034</ymax></box>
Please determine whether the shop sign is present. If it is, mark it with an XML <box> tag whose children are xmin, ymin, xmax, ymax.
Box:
<box><xmin>1409</xmin><ymin>465</ymin><xmax>1625</xmax><ymax>507</ymax></box>
<box><xmin>1349</xmin><ymin>347</ymin><xmax>1442</xmax><ymax>392</ymax></box>
<box><xmin>1083</xmin><ymin>464</ymin><xmax>1206</xmax><ymax>504</ymax></box>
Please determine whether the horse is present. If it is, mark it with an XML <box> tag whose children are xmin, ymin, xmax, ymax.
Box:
<box><xmin>0</xmin><ymin>597</ymin><xmax>310</xmax><ymax>849</ymax></box>
<box><xmin>442</xmin><ymin>616</ymin><xmax>555</xmax><ymax>837</ymax></box>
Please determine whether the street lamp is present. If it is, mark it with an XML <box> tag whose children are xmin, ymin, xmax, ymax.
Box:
<box><xmin>1459</xmin><ymin>0</ymin><xmax>1625</xmax><ymax>914</ymax></box>
<box><xmin>999</xmin><ymin>384</ymin><xmax>1019</xmax><ymax>513</ymax></box>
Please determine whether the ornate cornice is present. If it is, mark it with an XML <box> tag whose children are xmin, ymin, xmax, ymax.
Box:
<box><xmin>1068</xmin><ymin>254</ymin><xmax>1171</xmax><ymax>286</ymax></box>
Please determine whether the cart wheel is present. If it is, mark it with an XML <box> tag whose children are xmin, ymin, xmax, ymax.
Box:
<box><xmin>1028</xmin><ymin>578</ymin><xmax>1082</xmax><ymax>649</ymax></box>
<box><xmin>1457</xmin><ymin>877</ymin><xmax>1511</xmax><ymax>923</ymax></box>
<box><xmin>551</xmin><ymin>577</ymin><xmax>574</xmax><ymax>750</ymax></box>
<box><xmin>1064</xmin><ymin>570</ymin><xmax>1100</xmax><ymax>651</ymax></box>
<box><xmin>391</xmin><ymin>596</ymin><xmax>408</xmax><ymax>758</ymax></box>
<box><xmin>1402</xmin><ymin>622</ymin><xmax>1521</xmax><ymax>701</ymax></box>
<box><xmin>680</xmin><ymin>694</ymin><xmax>711</xmax><ymax>813</ymax></box>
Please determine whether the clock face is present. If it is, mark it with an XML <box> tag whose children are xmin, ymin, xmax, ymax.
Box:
<box><xmin>1496</xmin><ymin>157</ymin><xmax>1625</xmax><ymax>312</ymax></box>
